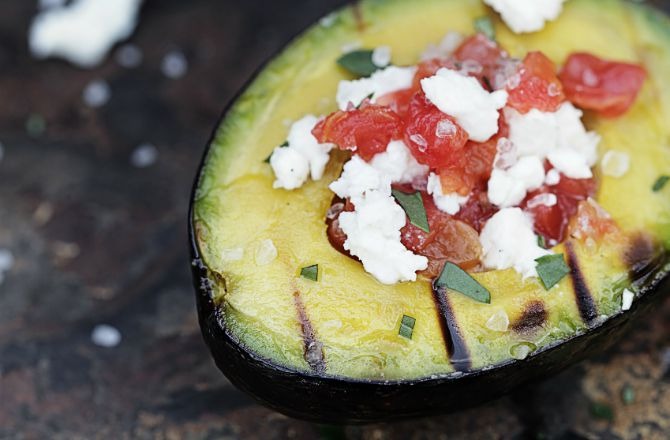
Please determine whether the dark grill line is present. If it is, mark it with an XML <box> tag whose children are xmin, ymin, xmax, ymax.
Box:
<box><xmin>432</xmin><ymin>284</ymin><xmax>472</xmax><ymax>372</ymax></box>
<box><xmin>293</xmin><ymin>291</ymin><xmax>327</xmax><ymax>375</ymax></box>
<box><xmin>565</xmin><ymin>241</ymin><xmax>598</xmax><ymax>326</ymax></box>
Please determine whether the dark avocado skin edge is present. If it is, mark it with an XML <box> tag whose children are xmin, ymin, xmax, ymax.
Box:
<box><xmin>187</xmin><ymin>4</ymin><xmax>670</xmax><ymax>425</ymax></box>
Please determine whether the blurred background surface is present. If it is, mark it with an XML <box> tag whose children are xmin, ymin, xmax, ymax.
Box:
<box><xmin>1</xmin><ymin>0</ymin><xmax>670</xmax><ymax>438</ymax></box>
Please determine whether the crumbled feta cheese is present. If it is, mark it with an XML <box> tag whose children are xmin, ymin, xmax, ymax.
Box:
<box><xmin>29</xmin><ymin>0</ymin><xmax>143</xmax><ymax>68</ymax></box>
<box><xmin>336</xmin><ymin>66</ymin><xmax>416</xmax><ymax>110</ymax></box>
<box><xmin>330</xmin><ymin>156</ymin><xmax>428</xmax><ymax>284</ymax></box>
<box><xmin>488</xmin><ymin>156</ymin><xmax>545</xmax><ymax>208</ymax></box>
<box><xmin>91</xmin><ymin>324</ymin><xmax>121</xmax><ymax>348</ymax></box>
<box><xmin>484</xmin><ymin>0</ymin><xmax>566</xmax><ymax>34</ymax></box>
<box><xmin>221</xmin><ymin>248</ymin><xmax>244</xmax><ymax>262</ymax></box>
<box><xmin>547</xmin><ymin>149</ymin><xmax>593</xmax><ymax>179</ymax></box>
<box><xmin>0</xmin><ymin>249</ymin><xmax>14</xmax><ymax>285</ymax></box>
<box><xmin>527</xmin><ymin>193</ymin><xmax>558</xmax><ymax>208</ymax></box>
<box><xmin>601</xmin><ymin>150</ymin><xmax>630</xmax><ymax>178</ymax></box>
<box><xmin>421</xmin><ymin>68</ymin><xmax>508</xmax><ymax>142</ymax></box>
<box><xmin>270</xmin><ymin>115</ymin><xmax>334</xmax><ymax>190</ymax></box>
<box><xmin>480</xmin><ymin>208</ymin><xmax>550</xmax><ymax>278</ymax></box>
<box><xmin>485</xmin><ymin>309</ymin><xmax>510</xmax><ymax>332</ymax></box>
<box><xmin>161</xmin><ymin>50</ymin><xmax>188</xmax><ymax>79</ymax></box>
<box><xmin>427</xmin><ymin>173</ymin><xmax>469</xmax><ymax>215</ymax></box>
<box><xmin>621</xmin><ymin>288</ymin><xmax>635</xmax><ymax>311</ymax></box>
<box><xmin>130</xmin><ymin>143</ymin><xmax>158</xmax><ymax>168</ymax></box>
<box><xmin>371</xmin><ymin>46</ymin><xmax>392</xmax><ymax>68</ymax></box>
<box><xmin>270</xmin><ymin>147</ymin><xmax>310</xmax><ymax>190</ymax></box>
<box><xmin>505</xmin><ymin>103</ymin><xmax>600</xmax><ymax>167</ymax></box>
<box><xmin>338</xmin><ymin>190</ymin><xmax>428</xmax><ymax>284</ymax></box>
<box><xmin>545</xmin><ymin>168</ymin><xmax>561</xmax><ymax>185</ymax></box>
<box><xmin>255</xmin><ymin>239</ymin><xmax>277</xmax><ymax>266</ymax></box>
<box><xmin>370</xmin><ymin>140</ymin><xmax>428</xmax><ymax>184</ymax></box>
<box><xmin>82</xmin><ymin>79</ymin><xmax>111</xmax><ymax>108</ymax></box>
<box><xmin>421</xmin><ymin>31</ymin><xmax>464</xmax><ymax>61</ymax></box>
<box><xmin>330</xmin><ymin>155</ymin><xmax>388</xmax><ymax>199</ymax></box>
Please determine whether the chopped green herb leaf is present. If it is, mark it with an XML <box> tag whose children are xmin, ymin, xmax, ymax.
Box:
<box><xmin>399</xmin><ymin>314</ymin><xmax>416</xmax><ymax>339</ymax></box>
<box><xmin>356</xmin><ymin>93</ymin><xmax>375</xmax><ymax>109</ymax></box>
<box><xmin>590</xmin><ymin>402</ymin><xmax>614</xmax><ymax>421</ymax></box>
<box><xmin>436</xmin><ymin>262</ymin><xmax>491</xmax><ymax>304</ymax></box>
<box><xmin>263</xmin><ymin>141</ymin><xmax>289</xmax><ymax>163</ymax></box>
<box><xmin>537</xmin><ymin>235</ymin><xmax>547</xmax><ymax>249</ymax></box>
<box><xmin>653</xmin><ymin>175</ymin><xmax>670</xmax><ymax>192</ymax></box>
<box><xmin>474</xmin><ymin>16</ymin><xmax>496</xmax><ymax>41</ymax></box>
<box><xmin>621</xmin><ymin>385</ymin><xmax>635</xmax><ymax>405</ymax></box>
<box><xmin>535</xmin><ymin>254</ymin><xmax>570</xmax><ymax>290</ymax></box>
<box><xmin>392</xmin><ymin>189</ymin><xmax>430</xmax><ymax>233</ymax></box>
<box><xmin>337</xmin><ymin>50</ymin><xmax>378</xmax><ymax>77</ymax></box>
<box><xmin>300</xmin><ymin>264</ymin><xmax>319</xmax><ymax>281</ymax></box>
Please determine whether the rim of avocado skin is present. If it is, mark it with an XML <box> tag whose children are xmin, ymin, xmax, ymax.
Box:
<box><xmin>189</xmin><ymin>0</ymin><xmax>670</xmax><ymax>423</ymax></box>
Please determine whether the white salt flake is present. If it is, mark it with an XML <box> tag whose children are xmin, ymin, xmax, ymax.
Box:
<box><xmin>82</xmin><ymin>79</ymin><xmax>111</xmax><ymax>108</ymax></box>
<box><xmin>510</xmin><ymin>343</ymin><xmax>532</xmax><ymax>360</ymax></box>
<box><xmin>221</xmin><ymin>248</ymin><xmax>244</xmax><ymax>262</ymax></box>
<box><xmin>91</xmin><ymin>324</ymin><xmax>121</xmax><ymax>348</ymax></box>
<box><xmin>255</xmin><ymin>239</ymin><xmax>277</xmax><ymax>266</ymax></box>
<box><xmin>29</xmin><ymin>0</ymin><xmax>143</xmax><ymax>68</ymax></box>
<box><xmin>601</xmin><ymin>151</ymin><xmax>630</xmax><ymax>178</ymax></box>
<box><xmin>435</xmin><ymin>119</ymin><xmax>457</xmax><ymax>138</ymax></box>
<box><xmin>622</xmin><ymin>288</ymin><xmax>635</xmax><ymax>311</ymax></box>
<box><xmin>486</xmin><ymin>309</ymin><xmax>510</xmax><ymax>332</ymax></box>
<box><xmin>115</xmin><ymin>43</ymin><xmax>143</xmax><ymax>68</ymax></box>
<box><xmin>130</xmin><ymin>143</ymin><xmax>158</xmax><ymax>168</ymax></box>
<box><xmin>0</xmin><ymin>249</ymin><xmax>15</xmax><ymax>285</ymax></box>
<box><xmin>161</xmin><ymin>50</ymin><xmax>188</xmax><ymax>79</ymax></box>
<box><xmin>371</xmin><ymin>46</ymin><xmax>391</xmax><ymax>68</ymax></box>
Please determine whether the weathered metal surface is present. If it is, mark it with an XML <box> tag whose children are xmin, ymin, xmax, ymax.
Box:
<box><xmin>0</xmin><ymin>0</ymin><xmax>669</xmax><ymax>438</ymax></box>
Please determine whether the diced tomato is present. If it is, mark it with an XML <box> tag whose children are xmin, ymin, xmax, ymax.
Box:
<box><xmin>506</xmin><ymin>51</ymin><xmax>565</xmax><ymax>113</ymax></box>
<box><xmin>453</xmin><ymin>185</ymin><xmax>499</xmax><ymax>233</ymax></box>
<box><xmin>325</xmin><ymin>197</ymin><xmax>355</xmax><ymax>259</ymax></box>
<box><xmin>454</xmin><ymin>34</ymin><xmax>504</xmax><ymax>69</ymax></box>
<box><xmin>376</xmin><ymin>88</ymin><xmax>416</xmax><ymax>118</ymax></box>
<box><xmin>558</xmin><ymin>53</ymin><xmax>647</xmax><ymax>118</ymax></box>
<box><xmin>399</xmin><ymin>189</ymin><xmax>482</xmax><ymax>277</ymax></box>
<box><xmin>312</xmin><ymin>104</ymin><xmax>404</xmax><ymax>161</ymax></box>
<box><xmin>403</xmin><ymin>93</ymin><xmax>469</xmax><ymax>169</ymax></box>
<box><xmin>567</xmin><ymin>198</ymin><xmax>619</xmax><ymax>241</ymax></box>
<box><xmin>523</xmin><ymin>173</ymin><xmax>597</xmax><ymax>244</ymax></box>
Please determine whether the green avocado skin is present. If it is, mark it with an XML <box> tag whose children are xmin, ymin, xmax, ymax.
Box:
<box><xmin>189</xmin><ymin>0</ymin><xmax>670</xmax><ymax>423</ymax></box>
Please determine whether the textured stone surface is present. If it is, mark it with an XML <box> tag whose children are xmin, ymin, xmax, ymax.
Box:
<box><xmin>0</xmin><ymin>0</ymin><xmax>669</xmax><ymax>439</ymax></box>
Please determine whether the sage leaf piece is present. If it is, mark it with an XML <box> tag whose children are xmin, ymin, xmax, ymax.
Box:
<box><xmin>535</xmin><ymin>254</ymin><xmax>570</xmax><ymax>290</ymax></box>
<box><xmin>337</xmin><ymin>50</ymin><xmax>378</xmax><ymax>77</ymax></box>
<box><xmin>436</xmin><ymin>262</ymin><xmax>491</xmax><ymax>304</ymax></box>
<box><xmin>392</xmin><ymin>189</ymin><xmax>430</xmax><ymax>233</ymax></box>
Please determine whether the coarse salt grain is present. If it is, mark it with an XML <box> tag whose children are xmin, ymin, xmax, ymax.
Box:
<box><xmin>255</xmin><ymin>239</ymin><xmax>277</xmax><ymax>266</ymax></box>
<box><xmin>485</xmin><ymin>309</ymin><xmax>510</xmax><ymax>332</ymax></box>
<box><xmin>221</xmin><ymin>248</ymin><xmax>244</xmax><ymax>262</ymax></box>
<box><xmin>622</xmin><ymin>288</ymin><xmax>635</xmax><ymax>311</ymax></box>
<box><xmin>601</xmin><ymin>150</ymin><xmax>630</xmax><ymax>178</ymax></box>
<box><xmin>526</xmin><ymin>193</ymin><xmax>558</xmax><ymax>209</ymax></box>
<box><xmin>91</xmin><ymin>324</ymin><xmax>121</xmax><ymax>347</ymax></box>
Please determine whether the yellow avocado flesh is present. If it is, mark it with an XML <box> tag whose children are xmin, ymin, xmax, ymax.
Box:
<box><xmin>193</xmin><ymin>0</ymin><xmax>670</xmax><ymax>380</ymax></box>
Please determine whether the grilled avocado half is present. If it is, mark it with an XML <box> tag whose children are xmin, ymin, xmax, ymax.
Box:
<box><xmin>190</xmin><ymin>0</ymin><xmax>670</xmax><ymax>423</ymax></box>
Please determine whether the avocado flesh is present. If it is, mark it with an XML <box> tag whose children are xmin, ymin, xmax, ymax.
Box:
<box><xmin>193</xmin><ymin>0</ymin><xmax>670</xmax><ymax>381</ymax></box>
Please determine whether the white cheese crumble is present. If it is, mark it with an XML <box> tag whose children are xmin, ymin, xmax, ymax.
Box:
<box><xmin>370</xmin><ymin>140</ymin><xmax>428</xmax><ymax>185</ymax></box>
<box><xmin>480</xmin><ymin>208</ymin><xmax>550</xmax><ymax>278</ymax></box>
<box><xmin>505</xmin><ymin>103</ymin><xmax>600</xmax><ymax>179</ymax></box>
<box><xmin>427</xmin><ymin>173</ymin><xmax>469</xmax><ymax>215</ymax></box>
<box><xmin>545</xmin><ymin>168</ymin><xmax>561</xmax><ymax>185</ymax></box>
<box><xmin>488</xmin><ymin>156</ymin><xmax>545</xmax><ymax>208</ymax></box>
<box><xmin>270</xmin><ymin>115</ymin><xmax>334</xmax><ymax>190</ymax></box>
<box><xmin>255</xmin><ymin>239</ymin><xmax>277</xmax><ymax>266</ymax></box>
<box><xmin>329</xmin><ymin>156</ymin><xmax>428</xmax><ymax>284</ymax></box>
<box><xmin>601</xmin><ymin>150</ymin><xmax>630</xmax><ymax>178</ymax></box>
<box><xmin>621</xmin><ymin>288</ymin><xmax>635</xmax><ymax>311</ymax></box>
<box><xmin>336</xmin><ymin>66</ymin><xmax>416</xmax><ymax>110</ymax></box>
<box><xmin>29</xmin><ymin>0</ymin><xmax>143</xmax><ymax>68</ymax></box>
<box><xmin>421</xmin><ymin>68</ymin><xmax>508</xmax><ymax>142</ymax></box>
<box><xmin>527</xmin><ymin>193</ymin><xmax>558</xmax><ymax>208</ymax></box>
<box><xmin>483</xmin><ymin>0</ymin><xmax>566</xmax><ymax>34</ymax></box>
<box><xmin>91</xmin><ymin>324</ymin><xmax>122</xmax><ymax>348</ymax></box>
<box><xmin>371</xmin><ymin>46</ymin><xmax>392</xmax><ymax>68</ymax></box>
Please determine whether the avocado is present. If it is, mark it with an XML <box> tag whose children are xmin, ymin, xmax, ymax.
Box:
<box><xmin>190</xmin><ymin>0</ymin><xmax>670</xmax><ymax>423</ymax></box>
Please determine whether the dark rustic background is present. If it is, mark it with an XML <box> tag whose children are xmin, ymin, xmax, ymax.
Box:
<box><xmin>1</xmin><ymin>1</ymin><xmax>670</xmax><ymax>439</ymax></box>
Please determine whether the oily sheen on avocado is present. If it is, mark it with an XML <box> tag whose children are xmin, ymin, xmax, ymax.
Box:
<box><xmin>190</xmin><ymin>0</ymin><xmax>670</xmax><ymax>422</ymax></box>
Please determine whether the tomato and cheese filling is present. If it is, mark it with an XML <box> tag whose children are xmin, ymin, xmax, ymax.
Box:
<box><xmin>269</xmin><ymin>25</ymin><xmax>645</xmax><ymax>286</ymax></box>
